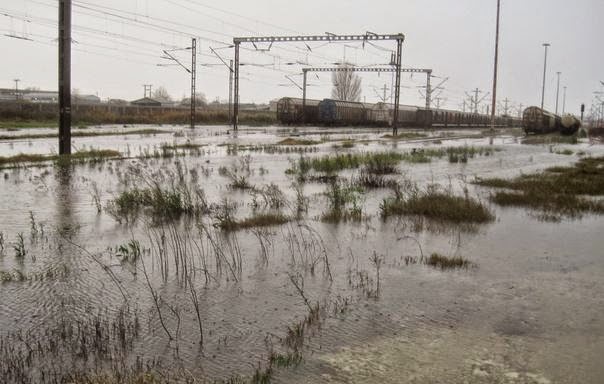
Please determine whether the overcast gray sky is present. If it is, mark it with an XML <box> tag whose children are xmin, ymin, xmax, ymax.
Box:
<box><xmin>1</xmin><ymin>0</ymin><xmax>602</xmax><ymax>115</ymax></box>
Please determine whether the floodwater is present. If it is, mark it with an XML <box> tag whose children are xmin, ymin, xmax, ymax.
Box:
<box><xmin>0</xmin><ymin>124</ymin><xmax>603</xmax><ymax>383</ymax></box>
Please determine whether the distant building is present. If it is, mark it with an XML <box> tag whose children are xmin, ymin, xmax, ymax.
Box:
<box><xmin>130</xmin><ymin>97</ymin><xmax>162</xmax><ymax>107</ymax></box>
<box><xmin>269</xmin><ymin>99</ymin><xmax>279</xmax><ymax>112</ymax></box>
<box><xmin>74</xmin><ymin>94</ymin><xmax>101</xmax><ymax>104</ymax></box>
<box><xmin>22</xmin><ymin>91</ymin><xmax>59</xmax><ymax>103</ymax></box>
<box><xmin>108</xmin><ymin>98</ymin><xmax>129</xmax><ymax>105</ymax></box>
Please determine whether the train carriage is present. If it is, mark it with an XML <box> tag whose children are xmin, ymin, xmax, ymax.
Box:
<box><xmin>276</xmin><ymin>97</ymin><xmax>321</xmax><ymax>125</ymax></box>
<box><xmin>318</xmin><ymin>99</ymin><xmax>366</xmax><ymax>126</ymax></box>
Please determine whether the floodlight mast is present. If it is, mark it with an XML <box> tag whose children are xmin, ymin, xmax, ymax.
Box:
<box><xmin>232</xmin><ymin>33</ymin><xmax>405</xmax><ymax>135</ymax></box>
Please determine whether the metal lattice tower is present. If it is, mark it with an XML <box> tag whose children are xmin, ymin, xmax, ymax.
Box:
<box><xmin>232</xmin><ymin>33</ymin><xmax>406</xmax><ymax>135</ymax></box>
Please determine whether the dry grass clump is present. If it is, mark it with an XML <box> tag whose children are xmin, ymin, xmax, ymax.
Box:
<box><xmin>475</xmin><ymin>156</ymin><xmax>604</xmax><ymax>219</ymax></box>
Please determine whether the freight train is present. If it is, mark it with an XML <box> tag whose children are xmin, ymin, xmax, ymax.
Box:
<box><xmin>276</xmin><ymin>97</ymin><xmax>521</xmax><ymax>128</ymax></box>
<box><xmin>522</xmin><ymin>106</ymin><xmax>581</xmax><ymax>136</ymax></box>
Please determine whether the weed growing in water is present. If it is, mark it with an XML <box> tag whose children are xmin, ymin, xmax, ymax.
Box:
<box><xmin>522</xmin><ymin>134</ymin><xmax>578</xmax><ymax>145</ymax></box>
<box><xmin>380</xmin><ymin>183</ymin><xmax>494</xmax><ymax>224</ymax></box>
<box><xmin>91</xmin><ymin>181</ymin><xmax>102</xmax><ymax>213</ymax></box>
<box><xmin>321</xmin><ymin>181</ymin><xmax>365</xmax><ymax>223</ymax></box>
<box><xmin>108</xmin><ymin>183</ymin><xmax>206</xmax><ymax>223</ymax></box>
<box><xmin>13</xmin><ymin>233</ymin><xmax>26</xmax><ymax>259</ymax></box>
<box><xmin>217</xmin><ymin>213</ymin><xmax>290</xmax><ymax>232</ymax></box>
<box><xmin>277</xmin><ymin>137</ymin><xmax>320</xmax><ymax>146</ymax></box>
<box><xmin>474</xmin><ymin>156</ymin><xmax>604</xmax><ymax>220</ymax></box>
<box><xmin>425</xmin><ymin>253</ymin><xmax>471</xmax><ymax>270</ymax></box>
<box><xmin>287</xmin><ymin>152</ymin><xmax>405</xmax><ymax>175</ymax></box>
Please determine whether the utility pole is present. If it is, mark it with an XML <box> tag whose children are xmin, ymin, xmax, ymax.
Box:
<box><xmin>562</xmin><ymin>86</ymin><xmax>567</xmax><ymax>114</ymax></box>
<box><xmin>502</xmin><ymin>98</ymin><xmax>510</xmax><ymax>116</ymax></box>
<box><xmin>518</xmin><ymin>103</ymin><xmax>524</xmax><ymax>118</ymax></box>
<box><xmin>426</xmin><ymin>70</ymin><xmax>432</xmax><ymax>109</ymax></box>
<box><xmin>190</xmin><ymin>37</ymin><xmax>197</xmax><ymax>129</ymax></box>
<box><xmin>555</xmin><ymin>71</ymin><xmax>561</xmax><ymax>114</ymax></box>
<box><xmin>435</xmin><ymin>97</ymin><xmax>442</xmax><ymax>109</ymax></box>
<box><xmin>474</xmin><ymin>88</ymin><xmax>481</xmax><ymax>114</ymax></box>
<box><xmin>229</xmin><ymin>59</ymin><xmax>233</xmax><ymax>124</ymax></box>
<box><xmin>58</xmin><ymin>0</ymin><xmax>72</xmax><ymax>155</ymax></box>
<box><xmin>143</xmin><ymin>84</ymin><xmax>153</xmax><ymax>98</ymax></box>
<box><xmin>382</xmin><ymin>84</ymin><xmax>389</xmax><ymax>103</ymax></box>
<box><xmin>540</xmin><ymin>43</ymin><xmax>550</xmax><ymax>110</ymax></box>
<box><xmin>233</xmin><ymin>41</ymin><xmax>240</xmax><ymax>131</ymax></box>
<box><xmin>13</xmin><ymin>79</ymin><xmax>20</xmax><ymax>101</ymax></box>
<box><xmin>490</xmin><ymin>0</ymin><xmax>501</xmax><ymax>131</ymax></box>
<box><xmin>161</xmin><ymin>40</ymin><xmax>197</xmax><ymax>129</ymax></box>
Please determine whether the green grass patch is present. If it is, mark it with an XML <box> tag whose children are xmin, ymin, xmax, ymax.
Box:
<box><xmin>425</xmin><ymin>253</ymin><xmax>471</xmax><ymax>270</ymax></box>
<box><xmin>382</xmin><ymin>132</ymin><xmax>428</xmax><ymax>140</ymax></box>
<box><xmin>522</xmin><ymin>134</ymin><xmax>578</xmax><ymax>145</ymax></box>
<box><xmin>321</xmin><ymin>182</ymin><xmax>364</xmax><ymax>223</ymax></box>
<box><xmin>0</xmin><ymin>128</ymin><xmax>170</xmax><ymax>141</ymax></box>
<box><xmin>554</xmin><ymin>149</ymin><xmax>574</xmax><ymax>156</ymax></box>
<box><xmin>107</xmin><ymin>184</ymin><xmax>205</xmax><ymax>222</ymax></box>
<box><xmin>277</xmin><ymin>137</ymin><xmax>320</xmax><ymax>146</ymax></box>
<box><xmin>0</xmin><ymin>149</ymin><xmax>121</xmax><ymax>168</ymax></box>
<box><xmin>217</xmin><ymin>213</ymin><xmax>290</xmax><ymax>231</ymax></box>
<box><xmin>288</xmin><ymin>152</ymin><xmax>404</xmax><ymax>175</ymax></box>
<box><xmin>475</xmin><ymin>156</ymin><xmax>604</xmax><ymax>219</ymax></box>
<box><xmin>0</xmin><ymin>120</ymin><xmax>57</xmax><ymax>129</ymax></box>
<box><xmin>381</xmin><ymin>187</ymin><xmax>494</xmax><ymax>224</ymax></box>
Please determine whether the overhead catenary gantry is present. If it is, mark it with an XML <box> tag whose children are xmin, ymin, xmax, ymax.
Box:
<box><xmin>300</xmin><ymin>67</ymin><xmax>433</xmax><ymax>122</ymax></box>
<box><xmin>232</xmin><ymin>33</ymin><xmax>406</xmax><ymax>135</ymax></box>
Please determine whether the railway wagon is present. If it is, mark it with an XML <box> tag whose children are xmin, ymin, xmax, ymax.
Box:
<box><xmin>276</xmin><ymin>97</ymin><xmax>321</xmax><ymax>125</ymax></box>
<box><xmin>523</xmin><ymin>106</ymin><xmax>561</xmax><ymax>135</ymax></box>
<box><xmin>560</xmin><ymin>114</ymin><xmax>581</xmax><ymax>135</ymax></box>
<box><xmin>364</xmin><ymin>104</ymin><xmax>418</xmax><ymax>127</ymax></box>
<box><xmin>318</xmin><ymin>99</ymin><xmax>366</xmax><ymax>126</ymax></box>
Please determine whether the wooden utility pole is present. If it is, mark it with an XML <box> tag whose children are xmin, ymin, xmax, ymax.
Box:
<box><xmin>59</xmin><ymin>0</ymin><xmax>72</xmax><ymax>155</ymax></box>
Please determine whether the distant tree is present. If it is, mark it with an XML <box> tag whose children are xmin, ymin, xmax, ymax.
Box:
<box><xmin>181</xmin><ymin>92</ymin><xmax>207</xmax><ymax>107</ymax></box>
<box><xmin>153</xmin><ymin>86</ymin><xmax>172</xmax><ymax>102</ymax></box>
<box><xmin>331</xmin><ymin>64</ymin><xmax>362</xmax><ymax>102</ymax></box>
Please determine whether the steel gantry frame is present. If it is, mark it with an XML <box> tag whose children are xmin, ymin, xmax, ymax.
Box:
<box><xmin>232</xmin><ymin>33</ymin><xmax>405</xmax><ymax>134</ymax></box>
<box><xmin>301</xmin><ymin>67</ymin><xmax>433</xmax><ymax>122</ymax></box>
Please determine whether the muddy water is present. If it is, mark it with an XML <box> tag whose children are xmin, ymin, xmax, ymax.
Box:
<box><xmin>0</xmin><ymin>124</ymin><xmax>603</xmax><ymax>383</ymax></box>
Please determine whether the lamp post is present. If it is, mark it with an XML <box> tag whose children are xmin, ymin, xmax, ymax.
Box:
<box><xmin>540</xmin><ymin>43</ymin><xmax>550</xmax><ymax>110</ymax></box>
<box><xmin>555</xmin><ymin>71</ymin><xmax>561</xmax><ymax>114</ymax></box>
<box><xmin>562</xmin><ymin>86</ymin><xmax>567</xmax><ymax>114</ymax></box>
<box><xmin>490</xmin><ymin>0</ymin><xmax>501</xmax><ymax>131</ymax></box>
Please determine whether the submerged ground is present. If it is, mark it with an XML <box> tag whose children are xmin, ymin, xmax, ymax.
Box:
<box><xmin>0</xmin><ymin>124</ymin><xmax>602</xmax><ymax>383</ymax></box>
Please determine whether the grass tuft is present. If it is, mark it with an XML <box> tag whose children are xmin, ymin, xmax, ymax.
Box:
<box><xmin>425</xmin><ymin>253</ymin><xmax>471</xmax><ymax>270</ymax></box>
<box><xmin>277</xmin><ymin>137</ymin><xmax>320</xmax><ymax>146</ymax></box>
<box><xmin>475</xmin><ymin>156</ymin><xmax>604</xmax><ymax>219</ymax></box>
<box><xmin>380</xmin><ymin>185</ymin><xmax>494</xmax><ymax>224</ymax></box>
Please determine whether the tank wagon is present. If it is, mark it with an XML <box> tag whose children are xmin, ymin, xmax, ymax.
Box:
<box><xmin>276</xmin><ymin>97</ymin><xmax>321</xmax><ymax>125</ymax></box>
<box><xmin>560</xmin><ymin>114</ymin><xmax>581</xmax><ymax>136</ymax></box>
